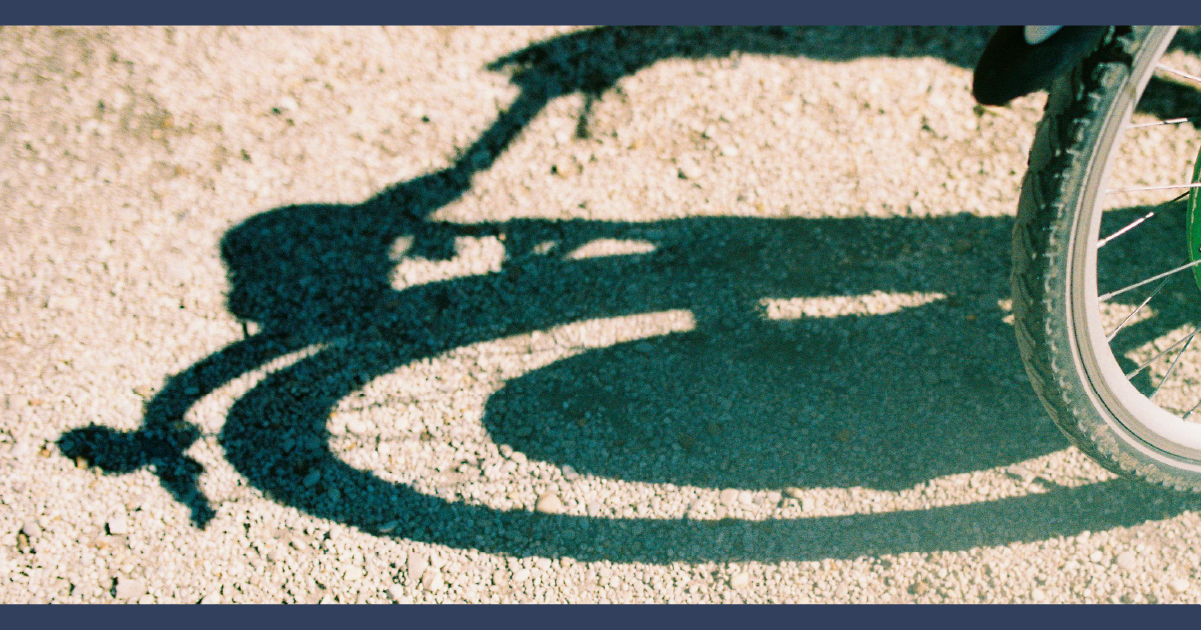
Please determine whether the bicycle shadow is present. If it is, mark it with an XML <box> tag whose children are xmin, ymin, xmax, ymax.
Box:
<box><xmin>58</xmin><ymin>25</ymin><xmax>1201</xmax><ymax>563</ymax></box>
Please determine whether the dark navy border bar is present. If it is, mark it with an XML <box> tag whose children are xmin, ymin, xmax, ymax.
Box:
<box><xmin>6</xmin><ymin>5</ymin><xmax>1201</xmax><ymax>626</ymax></box>
<box><xmin>1</xmin><ymin>604</ymin><xmax>1198</xmax><ymax>626</ymax></box>
<box><xmin>6</xmin><ymin>0</ymin><xmax>1201</xmax><ymax>25</ymax></box>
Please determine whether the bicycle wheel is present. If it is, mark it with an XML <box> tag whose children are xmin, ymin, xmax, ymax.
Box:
<box><xmin>1012</xmin><ymin>25</ymin><xmax>1201</xmax><ymax>490</ymax></box>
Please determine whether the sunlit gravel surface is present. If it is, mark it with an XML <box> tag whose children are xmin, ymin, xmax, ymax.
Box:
<box><xmin>4</xmin><ymin>26</ymin><xmax>1201</xmax><ymax>604</ymax></box>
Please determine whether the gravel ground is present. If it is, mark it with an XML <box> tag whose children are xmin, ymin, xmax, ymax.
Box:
<box><xmin>4</xmin><ymin>25</ymin><xmax>1201</xmax><ymax>604</ymax></box>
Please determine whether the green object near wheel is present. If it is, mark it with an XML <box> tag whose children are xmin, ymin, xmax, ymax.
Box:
<box><xmin>1191</xmin><ymin>146</ymin><xmax>1201</xmax><ymax>290</ymax></box>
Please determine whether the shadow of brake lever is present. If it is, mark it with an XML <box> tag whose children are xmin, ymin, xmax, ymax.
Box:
<box><xmin>58</xmin><ymin>423</ymin><xmax>217</xmax><ymax>527</ymax></box>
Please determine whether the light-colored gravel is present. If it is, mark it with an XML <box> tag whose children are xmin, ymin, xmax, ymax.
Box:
<box><xmin>3</xmin><ymin>25</ymin><xmax>1201</xmax><ymax>604</ymax></box>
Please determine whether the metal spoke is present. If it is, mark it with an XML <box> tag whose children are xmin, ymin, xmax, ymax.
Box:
<box><xmin>1129</xmin><ymin>117</ymin><xmax>1201</xmax><ymax>129</ymax></box>
<box><xmin>1100</xmin><ymin>259</ymin><xmax>1201</xmax><ymax>303</ymax></box>
<box><xmin>1099</xmin><ymin>210</ymin><xmax>1156</xmax><ymax>248</ymax></box>
<box><xmin>1106</xmin><ymin>278</ymin><xmax>1168</xmax><ymax>341</ymax></box>
<box><xmin>1088</xmin><ymin>34</ymin><xmax>1201</xmax><ymax>432</ymax></box>
<box><xmin>1151</xmin><ymin>328</ymin><xmax>1198</xmax><ymax>399</ymax></box>
<box><xmin>1125</xmin><ymin>324</ymin><xmax>1201</xmax><ymax>380</ymax></box>
<box><xmin>1157</xmin><ymin>63</ymin><xmax>1201</xmax><ymax>85</ymax></box>
<box><xmin>1098</xmin><ymin>192</ymin><xmax>1188</xmax><ymax>249</ymax></box>
<box><xmin>1106</xmin><ymin>182</ymin><xmax>1201</xmax><ymax>195</ymax></box>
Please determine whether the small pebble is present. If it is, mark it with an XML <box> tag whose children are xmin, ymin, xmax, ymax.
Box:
<box><xmin>719</xmin><ymin>489</ymin><xmax>739</xmax><ymax>506</ymax></box>
<box><xmin>406</xmin><ymin>555</ymin><xmax>429</xmax><ymax>581</ymax></box>
<box><xmin>535</xmin><ymin>493</ymin><xmax>563</xmax><ymax>514</ymax></box>
<box><xmin>492</xmin><ymin>569</ymin><xmax>508</xmax><ymax>587</ymax></box>
<box><xmin>419</xmin><ymin>568</ymin><xmax>443</xmax><ymax>591</ymax></box>
<box><xmin>1005</xmin><ymin>464</ymin><xmax>1033</xmax><ymax>481</ymax></box>
<box><xmin>303</xmin><ymin>470</ymin><xmax>321</xmax><ymax>488</ymax></box>
<box><xmin>274</xmin><ymin>96</ymin><xmax>299</xmax><ymax>113</ymax></box>
<box><xmin>1170</xmin><ymin>578</ymin><xmax>1190</xmax><ymax>594</ymax></box>
<box><xmin>107</xmin><ymin>515</ymin><xmax>129</xmax><ymax>536</ymax></box>
<box><xmin>114</xmin><ymin>578</ymin><xmax>145</xmax><ymax>600</ymax></box>
<box><xmin>677</xmin><ymin>159</ymin><xmax>703</xmax><ymax>180</ymax></box>
<box><xmin>1114</xmin><ymin>551</ymin><xmax>1136</xmax><ymax>571</ymax></box>
<box><xmin>729</xmin><ymin>573</ymin><xmax>749</xmax><ymax>589</ymax></box>
<box><xmin>165</xmin><ymin>262</ymin><xmax>192</xmax><ymax>283</ymax></box>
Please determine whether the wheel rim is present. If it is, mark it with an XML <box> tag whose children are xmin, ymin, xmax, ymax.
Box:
<box><xmin>1068</xmin><ymin>26</ymin><xmax>1201</xmax><ymax>464</ymax></box>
